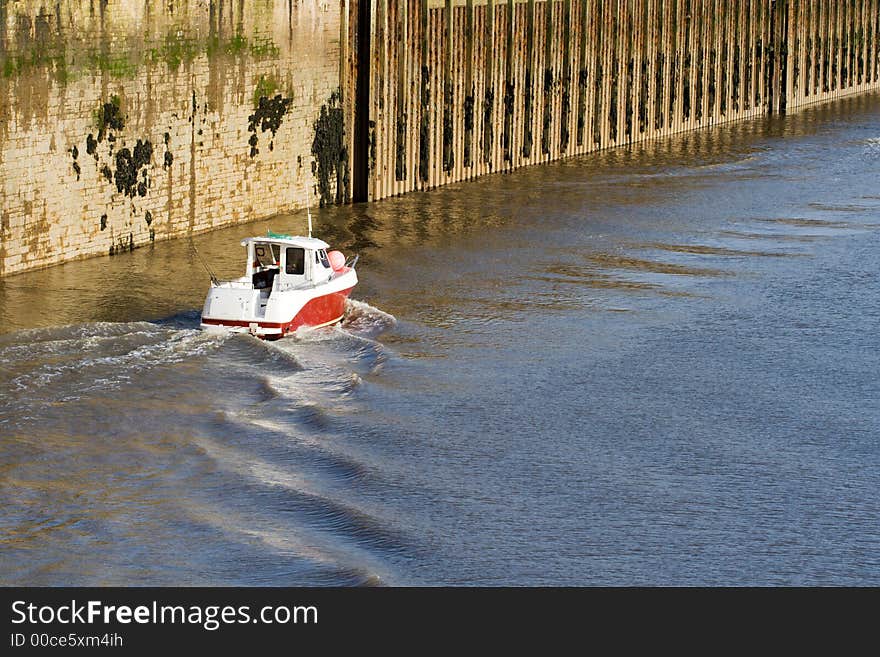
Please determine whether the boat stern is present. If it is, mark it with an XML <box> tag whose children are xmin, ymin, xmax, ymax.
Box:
<box><xmin>199</xmin><ymin>319</ymin><xmax>283</xmax><ymax>338</ymax></box>
<box><xmin>200</xmin><ymin>283</ymin><xmax>283</xmax><ymax>337</ymax></box>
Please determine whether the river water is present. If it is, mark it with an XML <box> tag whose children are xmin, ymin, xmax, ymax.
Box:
<box><xmin>2</xmin><ymin>94</ymin><xmax>879</xmax><ymax>586</ymax></box>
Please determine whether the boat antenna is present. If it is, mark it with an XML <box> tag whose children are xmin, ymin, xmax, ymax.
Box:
<box><xmin>306</xmin><ymin>184</ymin><xmax>313</xmax><ymax>239</ymax></box>
<box><xmin>190</xmin><ymin>239</ymin><xmax>219</xmax><ymax>286</ymax></box>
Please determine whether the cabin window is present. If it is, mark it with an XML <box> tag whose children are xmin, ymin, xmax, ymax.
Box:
<box><xmin>317</xmin><ymin>249</ymin><xmax>331</xmax><ymax>268</ymax></box>
<box><xmin>254</xmin><ymin>244</ymin><xmax>279</xmax><ymax>268</ymax></box>
<box><xmin>286</xmin><ymin>247</ymin><xmax>305</xmax><ymax>275</ymax></box>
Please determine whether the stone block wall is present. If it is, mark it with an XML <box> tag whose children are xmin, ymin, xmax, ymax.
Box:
<box><xmin>0</xmin><ymin>0</ymin><xmax>345</xmax><ymax>276</ymax></box>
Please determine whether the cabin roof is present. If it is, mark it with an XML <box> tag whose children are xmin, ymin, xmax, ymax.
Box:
<box><xmin>240</xmin><ymin>234</ymin><xmax>329</xmax><ymax>250</ymax></box>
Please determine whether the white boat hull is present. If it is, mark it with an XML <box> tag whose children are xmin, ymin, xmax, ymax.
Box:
<box><xmin>200</xmin><ymin>269</ymin><xmax>357</xmax><ymax>339</ymax></box>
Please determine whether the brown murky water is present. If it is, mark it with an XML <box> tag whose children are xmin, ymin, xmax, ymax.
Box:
<box><xmin>1</xmin><ymin>94</ymin><xmax>880</xmax><ymax>584</ymax></box>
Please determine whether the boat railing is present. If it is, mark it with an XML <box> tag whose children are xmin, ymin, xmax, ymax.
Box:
<box><xmin>212</xmin><ymin>278</ymin><xmax>252</xmax><ymax>289</ymax></box>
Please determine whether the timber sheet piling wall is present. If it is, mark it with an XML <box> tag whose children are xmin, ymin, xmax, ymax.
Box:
<box><xmin>352</xmin><ymin>0</ymin><xmax>880</xmax><ymax>202</ymax></box>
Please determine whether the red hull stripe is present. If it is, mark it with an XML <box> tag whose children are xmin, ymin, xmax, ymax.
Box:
<box><xmin>202</xmin><ymin>287</ymin><xmax>354</xmax><ymax>333</ymax></box>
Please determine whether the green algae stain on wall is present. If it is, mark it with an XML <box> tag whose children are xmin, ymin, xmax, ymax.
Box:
<box><xmin>0</xmin><ymin>5</ymin><xmax>280</xmax><ymax>85</ymax></box>
<box><xmin>151</xmin><ymin>29</ymin><xmax>279</xmax><ymax>73</ymax></box>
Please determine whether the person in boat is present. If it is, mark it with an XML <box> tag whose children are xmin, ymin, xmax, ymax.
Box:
<box><xmin>252</xmin><ymin>243</ymin><xmax>281</xmax><ymax>289</ymax></box>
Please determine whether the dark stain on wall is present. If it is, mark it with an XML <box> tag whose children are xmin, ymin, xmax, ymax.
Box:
<box><xmin>442</xmin><ymin>84</ymin><xmax>454</xmax><ymax>173</ymax></box>
<box><xmin>86</xmin><ymin>134</ymin><xmax>98</xmax><ymax>159</ymax></box>
<box><xmin>311</xmin><ymin>90</ymin><xmax>348</xmax><ymax>206</ymax></box>
<box><xmin>114</xmin><ymin>139</ymin><xmax>153</xmax><ymax>197</ymax></box>
<box><xmin>577</xmin><ymin>66</ymin><xmax>589</xmax><ymax>146</ymax></box>
<box><xmin>73</xmin><ymin>93</ymin><xmax>162</xmax><ymax>258</ymax></box>
<box><xmin>463</xmin><ymin>86</ymin><xmax>474</xmax><ymax>168</ymax></box>
<box><xmin>683</xmin><ymin>51</ymin><xmax>693</xmax><ymax>119</ymax></box>
<box><xmin>560</xmin><ymin>77</ymin><xmax>570</xmax><ymax>153</ymax></box>
<box><xmin>395</xmin><ymin>111</ymin><xmax>407</xmax><ymax>181</ymax></box>
<box><xmin>163</xmin><ymin>132</ymin><xmax>174</xmax><ymax>169</ymax></box>
<box><xmin>247</xmin><ymin>93</ymin><xmax>292</xmax><ymax>158</ymax></box>
<box><xmin>481</xmin><ymin>86</ymin><xmax>494</xmax><ymax>166</ymax></box>
<box><xmin>419</xmin><ymin>65</ymin><xmax>431</xmax><ymax>182</ymax></box>
<box><xmin>70</xmin><ymin>145</ymin><xmax>80</xmax><ymax>180</ymax></box>
<box><xmin>107</xmin><ymin>231</ymin><xmax>134</xmax><ymax>257</ymax></box>
<box><xmin>502</xmin><ymin>80</ymin><xmax>514</xmax><ymax>161</ymax></box>
<box><xmin>541</xmin><ymin>67</ymin><xmax>554</xmax><ymax>156</ymax></box>
<box><xmin>95</xmin><ymin>95</ymin><xmax>125</xmax><ymax>142</ymax></box>
<box><xmin>522</xmin><ymin>67</ymin><xmax>533</xmax><ymax>159</ymax></box>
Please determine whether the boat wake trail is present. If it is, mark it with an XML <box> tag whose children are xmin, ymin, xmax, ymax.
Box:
<box><xmin>0</xmin><ymin>321</ymin><xmax>226</xmax><ymax>407</ymax></box>
<box><xmin>341</xmin><ymin>299</ymin><xmax>398</xmax><ymax>336</ymax></box>
<box><xmin>0</xmin><ymin>300</ymin><xmax>408</xmax><ymax>586</ymax></box>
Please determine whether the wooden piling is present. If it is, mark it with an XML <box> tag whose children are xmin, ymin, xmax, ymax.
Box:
<box><xmin>354</xmin><ymin>0</ymin><xmax>880</xmax><ymax>202</ymax></box>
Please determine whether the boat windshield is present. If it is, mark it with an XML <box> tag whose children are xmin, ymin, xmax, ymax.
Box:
<box><xmin>254</xmin><ymin>243</ymin><xmax>280</xmax><ymax>267</ymax></box>
<box><xmin>286</xmin><ymin>247</ymin><xmax>305</xmax><ymax>275</ymax></box>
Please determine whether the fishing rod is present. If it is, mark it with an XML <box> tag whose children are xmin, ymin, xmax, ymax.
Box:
<box><xmin>190</xmin><ymin>239</ymin><xmax>219</xmax><ymax>285</ymax></box>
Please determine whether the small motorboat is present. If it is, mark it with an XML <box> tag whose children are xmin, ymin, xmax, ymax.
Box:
<box><xmin>199</xmin><ymin>230</ymin><xmax>358</xmax><ymax>339</ymax></box>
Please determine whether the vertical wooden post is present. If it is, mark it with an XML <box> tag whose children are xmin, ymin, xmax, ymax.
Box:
<box><xmin>869</xmin><ymin>0</ymin><xmax>875</xmax><ymax>86</ymax></box>
<box><xmin>661</xmin><ymin>0</ymin><xmax>670</xmax><ymax>133</ymax></box>
<box><xmin>871</xmin><ymin>0</ymin><xmax>880</xmax><ymax>88</ymax></box>
<box><xmin>668</xmin><ymin>0</ymin><xmax>675</xmax><ymax>133</ymax></box>
<box><xmin>562</xmin><ymin>0</ymin><xmax>573</xmax><ymax>153</ymax></box>
<box><xmin>353</xmin><ymin>0</ymin><xmax>372</xmax><ymax>202</ymax></box>
<box><xmin>819</xmin><ymin>0</ymin><xmax>826</xmax><ymax>95</ymax></box>
<box><xmin>576</xmin><ymin>0</ymin><xmax>589</xmax><ymax>150</ymax></box>
<box><xmin>804</xmin><ymin>0</ymin><xmax>812</xmax><ymax>101</ymax></box>
<box><xmin>599</xmin><ymin>0</ymin><xmax>611</xmax><ymax>147</ymax></box>
<box><xmin>842</xmin><ymin>0</ymin><xmax>849</xmax><ymax>93</ymax></box>
<box><xmin>789</xmin><ymin>0</ymin><xmax>798</xmax><ymax>108</ymax></box>
<box><xmin>702</xmin><ymin>0</ymin><xmax>712</xmax><ymax>122</ymax></box>
<box><xmin>755</xmin><ymin>0</ymin><xmax>763</xmax><ymax>109</ymax></box>
<box><xmin>832</xmin><ymin>0</ymin><xmax>839</xmax><ymax>95</ymax></box>
<box><xmin>743</xmin><ymin>0</ymin><xmax>751</xmax><ymax>113</ymax></box>
<box><xmin>783</xmin><ymin>0</ymin><xmax>792</xmax><ymax>112</ymax></box>
<box><xmin>590</xmin><ymin>0</ymin><xmax>600</xmax><ymax>149</ymax></box>
<box><xmin>860</xmin><ymin>0</ymin><xmax>868</xmax><ymax>88</ymax></box>
<box><xmin>817</xmin><ymin>0</ymin><xmax>823</xmax><ymax>95</ymax></box>
<box><xmin>687</xmin><ymin>0</ymin><xmax>697</xmax><ymax>124</ymax></box>
<box><xmin>712</xmin><ymin>0</ymin><xmax>721</xmax><ymax>123</ymax></box>
<box><xmin>482</xmin><ymin>0</ymin><xmax>493</xmax><ymax>170</ymax></box>
<box><xmin>642</xmin><ymin>0</ymin><xmax>651</xmax><ymax>138</ymax></box>
<box><xmin>675</xmin><ymin>0</ymin><xmax>685</xmax><ymax>132</ymax></box>
<box><xmin>646</xmin><ymin>0</ymin><xmax>657</xmax><ymax>134</ymax></box>
<box><xmin>622</xmin><ymin>0</ymin><xmax>630</xmax><ymax>143</ymax></box>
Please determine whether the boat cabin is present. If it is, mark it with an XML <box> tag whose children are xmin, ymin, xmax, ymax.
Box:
<box><xmin>243</xmin><ymin>234</ymin><xmax>334</xmax><ymax>293</ymax></box>
<box><xmin>201</xmin><ymin>230</ymin><xmax>358</xmax><ymax>337</ymax></box>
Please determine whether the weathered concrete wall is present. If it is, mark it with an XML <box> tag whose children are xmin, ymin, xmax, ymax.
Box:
<box><xmin>357</xmin><ymin>0</ymin><xmax>880</xmax><ymax>201</ymax></box>
<box><xmin>0</xmin><ymin>0</ymin><xmax>345</xmax><ymax>276</ymax></box>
